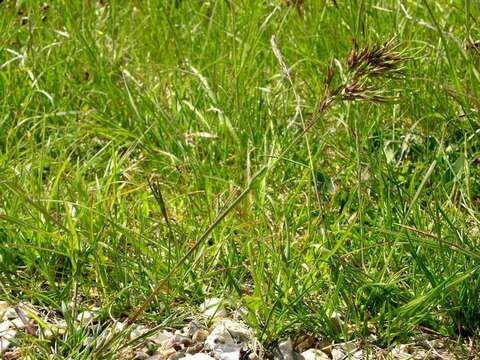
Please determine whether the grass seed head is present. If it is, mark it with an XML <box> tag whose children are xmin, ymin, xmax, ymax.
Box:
<box><xmin>318</xmin><ymin>38</ymin><xmax>407</xmax><ymax>114</ymax></box>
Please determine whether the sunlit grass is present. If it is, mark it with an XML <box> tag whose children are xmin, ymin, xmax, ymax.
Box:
<box><xmin>0</xmin><ymin>0</ymin><xmax>479</xmax><ymax>358</ymax></box>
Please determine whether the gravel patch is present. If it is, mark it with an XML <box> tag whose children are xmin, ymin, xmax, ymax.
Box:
<box><xmin>0</xmin><ymin>300</ymin><xmax>476</xmax><ymax>359</ymax></box>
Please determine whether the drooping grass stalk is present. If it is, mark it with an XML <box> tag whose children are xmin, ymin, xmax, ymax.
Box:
<box><xmin>275</xmin><ymin>36</ymin><xmax>407</xmax><ymax>266</ymax></box>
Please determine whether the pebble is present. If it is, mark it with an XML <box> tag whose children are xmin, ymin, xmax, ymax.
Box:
<box><xmin>134</xmin><ymin>350</ymin><xmax>150</xmax><ymax>360</ymax></box>
<box><xmin>3</xmin><ymin>308</ymin><xmax>17</xmax><ymax>320</ymax></box>
<box><xmin>391</xmin><ymin>344</ymin><xmax>411</xmax><ymax>360</ymax></box>
<box><xmin>151</xmin><ymin>330</ymin><xmax>174</xmax><ymax>346</ymax></box>
<box><xmin>205</xmin><ymin>324</ymin><xmax>234</xmax><ymax>347</ymax></box>
<box><xmin>113</xmin><ymin>320</ymin><xmax>125</xmax><ymax>333</ymax></box>
<box><xmin>0</xmin><ymin>329</ymin><xmax>17</xmax><ymax>356</ymax></box>
<box><xmin>0</xmin><ymin>337</ymin><xmax>12</xmax><ymax>355</ymax></box>
<box><xmin>331</xmin><ymin>348</ymin><xmax>345</xmax><ymax>360</ymax></box>
<box><xmin>204</xmin><ymin>318</ymin><xmax>256</xmax><ymax>360</ymax></box>
<box><xmin>205</xmin><ymin>322</ymin><xmax>245</xmax><ymax>360</ymax></box>
<box><xmin>301</xmin><ymin>348</ymin><xmax>330</xmax><ymax>360</ymax></box>
<box><xmin>192</xmin><ymin>328</ymin><xmax>209</xmax><ymax>343</ymax></box>
<box><xmin>162</xmin><ymin>347</ymin><xmax>178</xmax><ymax>358</ymax></box>
<box><xmin>0</xmin><ymin>301</ymin><xmax>465</xmax><ymax>360</ymax></box>
<box><xmin>76</xmin><ymin>310</ymin><xmax>95</xmax><ymax>324</ymax></box>
<box><xmin>0</xmin><ymin>320</ymin><xmax>10</xmax><ymax>333</ymax></box>
<box><xmin>216</xmin><ymin>319</ymin><xmax>252</xmax><ymax>342</ymax></box>
<box><xmin>272</xmin><ymin>338</ymin><xmax>303</xmax><ymax>360</ymax></box>
<box><xmin>183</xmin><ymin>322</ymin><xmax>201</xmax><ymax>337</ymax></box>
<box><xmin>0</xmin><ymin>302</ymin><xmax>10</xmax><ymax>320</ymax></box>
<box><xmin>130</xmin><ymin>324</ymin><xmax>149</xmax><ymax>340</ymax></box>
<box><xmin>3</xmin><ymin>348</ymin><xmax>22</xmax><ymax>360</ymax></box>
<box><xmin>44</xmin><ymin>322</ymin><xmax>67</xmax><ymax>339</ymax></box>
<box><xmin>179</xmin><ymin>353</ymin><xmax>216</xmax><ymax>360</ymax></box>
<box><xmin>10</xmin><ymin>317</ymin><xmax>27</xmax><ymax>330</ymax></box>
<box><xmin>352</xmin><ymin>349</ymin><xmax>363</xmax><ymax>359</ymax></box>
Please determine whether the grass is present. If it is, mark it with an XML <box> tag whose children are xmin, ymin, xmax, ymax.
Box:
<box><xmin>0</xmin><ymin>0</ymin><xmax>479</xmax><ymax>358</ymax></box>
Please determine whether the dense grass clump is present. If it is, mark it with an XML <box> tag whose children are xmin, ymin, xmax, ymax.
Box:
<box><xmin>1</xmin><ymin>0</ymin><xmax>479</xmax><ymax>357</ymax></box>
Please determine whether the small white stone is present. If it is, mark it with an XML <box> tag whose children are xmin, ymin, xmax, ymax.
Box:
<box><xmin>130</xmin><ymin>324</ymin><xmax>148</xmax><ymax>340</ymax></box>
<box><xmin>0</xmin><ymin>338</ymin><xmax>11</xmax><ymax>355</ymax></box>
<box><xmin>301</xmin><ymin>349</ymin><xmax>330</xmax><ymax>360</ymax></box>
<box><xmin>10</xmin><ymin>317</ymin><xmax>27</xmax><ymax>329</ymax></box>
<box><xmin>0</xmin><ymin>302</ymin><xmax>10</xmax><ymax>320</ymax></box>
<box><xmin>0</xmin><ymin>329</ymin><xmax>18</xmax><ymax>354</ymax></box>
<box><xmin>217</xmin><ymin>350</ymin><xmax>242</xmax><ymax>360</ymax></box>
<box><xmin>44</xmin><ymin>328</ymin><xmax>54</xmax><ymax>339</ymax></box>
<box><xmin>216</xmin><ymin>320</ymin><xmax>252</xmax><ymax>342</ymax></box>
<box><xmin>183</xmin><ymin>322</ymin><xmax>201</xmax><ymax>337</ymax></box>
<box><xmin>200</xmin><ymin>298</ymin><xmax>227</xmax><ymax>319</ymax></box>
<box><xmin>352</xmin><ymin>349</ymin><xmax>363</xmax><ymax>359</ymax></box>
<box><xmin>204</xmin><ymin>319</ymin><xmax>256</xmax><ymax>360</ymax></box>
<box><xmin>134</xmin><ymin>350</ymin><xmax>150</xmax><ymax>360</ymax></box>
<box><xmin>179</xmin><ymin>354</ymin><xmax>216</xmax><ymax>360</ymax></box>
<box><xmin>342</xmin><ymin>341</ymin><xmax>357</xmax><ymax>353</ymax></box>
<box><xmin>205</xmin><ymin>324</ymin><xmax>235</xmax><ymax>348</ymax></box>
<box><xmin>331</xmin><ymin>348</ymin><xmax>345</xmax><ymax>360</ymax></box>
<box><xmin>274</xmin><ymin>338</ymin><xmax>297</xmax><ymax>360</ymax></box>
<box><xmin>205</xmin><ymin>323</ymin><xmax>242</xmax><ymax>360</ymax></box>
<box><xmin>4</xmin><ymin>308</ymin><xmax>17</xmax><ymax>320</ymax></box>
<box><xmin>391</xmin><ymin>345</ymin><xmax>411</xmax><ymax>360</ymax></box>
<box><xmin>114</xmin><ymin>321</ymin><xmax>124</xmax><ymax>333</ymax></box>
<box><xmin>146</xmin><ymin>355</ymin><xmax>163</xmax><ymax>360</ymax></box>
<box><xmin>330</xmin><ymin>312</ymin><xmax>344</xmax><ymax>330</ymax></box>
<box><xmin>0</xmin><ymin>320</ymin><xmax>11</xmax><ymax>333</ymax></box>
<box><xmin>44</xmin><ymin>321</ymin><xmax>67</xmax><ymax>339</ymax></box>
<box><xmin>3</xmin><ymin>329</ymin><xmax>17</xmax><ymax>341</ymax></box>
<box><xmin>76</xmin><ymin>310</ymin><xmax>95</xmax><ymax>324</ymax></box>
<box><xmin>66</xmin><ymin>301</ymin><xmax>76</xmax><ymax>310</ymax></box>
<box><xmin>150</xmin><ymin>330</ymin><xmax>174</xmax><ymax>345</ymax></box>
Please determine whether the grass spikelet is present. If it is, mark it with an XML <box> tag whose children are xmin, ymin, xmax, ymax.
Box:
<box><xmin>317</xmin><ymin>38</ymin><xmax>407</xmax><ymax>116</ymax></box>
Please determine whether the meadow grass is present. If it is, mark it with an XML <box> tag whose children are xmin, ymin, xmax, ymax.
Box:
<box><xmin>0</xmin><ymin>0</ymin><xmax>479</xmax><ymax>358</ymax></box>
